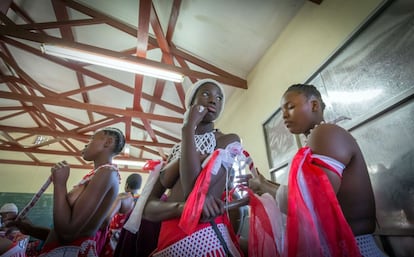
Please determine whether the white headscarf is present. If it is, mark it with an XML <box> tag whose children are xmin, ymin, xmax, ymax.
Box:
<box><xmin>0</xmin><ymin>203</ymin><xmax>18</xmax><ymax>214</ymax></box>
<box><xmin>184</xmin><ymin>78</ymin><xmax>226</xmax><ymax>120</ymax></box>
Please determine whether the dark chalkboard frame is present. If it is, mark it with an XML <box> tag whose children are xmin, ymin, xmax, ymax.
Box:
<box><xmin>262</xmin><ymin>108</ymin><xmax>296</xmax><ymax>170</ymax></box>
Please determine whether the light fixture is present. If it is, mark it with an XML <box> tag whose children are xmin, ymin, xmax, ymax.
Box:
<box><xmin>40</xmin><ymin>44</ymin><xmax>184</xmax><ymax>82</ymax></box>
<box><xmin>33</xmin><ymin>135</ymin><xmax>48</xmax><ymax>145</ymax></box>
<box><xmin>112</xmin><ymin>159</ymin><xmax>146</xmax><ymax>167</ymax></box>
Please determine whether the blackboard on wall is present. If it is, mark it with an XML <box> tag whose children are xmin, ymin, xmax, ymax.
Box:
<box><xmin>0</xmin><ymin>192</ymin><xmax>53</xmax><ymax>228</ymax></box>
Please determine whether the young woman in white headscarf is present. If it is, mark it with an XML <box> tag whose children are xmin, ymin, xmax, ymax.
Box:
<box><xmin>137</xmin><ymin>78</ymin><xmax>249</xmax><ymax>257</ymax></box>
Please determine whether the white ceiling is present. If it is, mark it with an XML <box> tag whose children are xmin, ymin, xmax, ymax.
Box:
<box><xmin>0</xmin><ymin>0</ymin><xmax>316</xmax><ymax>172</ymax></box>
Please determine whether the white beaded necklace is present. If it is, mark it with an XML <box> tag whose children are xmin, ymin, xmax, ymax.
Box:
<box><xmin>305</xmin><ymin>121</ymin><xmax>325</xmax><ymax>145</ymax></box>
<box><xmin>168</xmin><ymin>130</ymin><xmax>216</xmax><ymax>161</ymax></box>
<box><xmin>194</xmin><ymin>130</ymin><xmax>216</xmax><ymax>155</ymax></box>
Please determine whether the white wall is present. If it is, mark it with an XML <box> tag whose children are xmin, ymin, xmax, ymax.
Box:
<box><xmin>217</xmin><ymin>0</ymin><xmax>384</xmax><ymax>179</ymax></box>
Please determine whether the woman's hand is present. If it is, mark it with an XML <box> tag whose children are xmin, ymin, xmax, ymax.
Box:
<box><xmin>200</xmin><ymin>195</ymin><xmax>225</xmax><ymax>222</ymax></box>
<box><xmin>247</xmin><ymin>172</ymin><xmax>267</xmax><ymax>194</ymax></box>
<box><xmin>5</xmin><ymin>218</ymin><xmax>50</xmax><ymax>241</ymax></box>
<box><xmin>183</xmin><ymin>104</ymin><xmax>208</xmax><ymax>129</ymax></box>
<box><xmin>51</xmin><ymin>160</ymin><xmax>70</xmax><ymax>186</ymax></box>
<box><xmin>236</xmin><ymin>169</ymin><xmax>268</xmax><ymax>195</ymax></box>
<box><xmin>234</xmin><ymin>174</ymin><xmax>252</xmax><ymax>188</ymax></box>
<box><xmin>5</xmin><ymin>218</ymin><xmax>32</xmax><ymax>235</ymax></box>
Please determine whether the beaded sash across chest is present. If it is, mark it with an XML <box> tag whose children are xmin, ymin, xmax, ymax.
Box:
<box><xmin>169</xmin><ymin>131</ymin><xmax>216</xmax><ymax>161</ymax></box>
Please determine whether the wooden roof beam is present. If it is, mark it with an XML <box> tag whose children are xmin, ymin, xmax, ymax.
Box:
<box><xmin>0</xmin><ymin>125</ymin><xmax>175</xmax><ymax>148</ymax></box>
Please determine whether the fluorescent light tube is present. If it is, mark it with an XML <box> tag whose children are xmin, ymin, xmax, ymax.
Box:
<box><xmin>41</xmin><ymin>44</ymin><xmax>184</xmax><ymax>82</ymax></box>
<box><xmin>113</xmin><ymin>159</ymin><xmax>146</xmax><ymax>167</ymax></box>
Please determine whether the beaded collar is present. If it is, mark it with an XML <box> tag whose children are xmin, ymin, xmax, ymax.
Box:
<box><xmin>75</xmin><ymin>163</ymin><xmax>120</xmax><ymax>186</ymax></box>
<box><xmin>168</xmin><ymin>130</ymin><xmax>217</xmax><ymax>162</ymax></box>
<box><xmin>305</xmin><ymin>121</ymin><xmax>325</xmax><ymax>145</ymax></box>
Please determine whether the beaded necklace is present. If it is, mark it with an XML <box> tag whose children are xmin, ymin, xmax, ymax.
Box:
<box><xmin>76</xmin><ymin>163</ymin><xmax>120</xmax><ymax>186</ymax></box>
<box><xmin>194</xmin><ymin>130</ymin><xmax>216</xmax><ymax>154</ymax></box>
<box><xmin>305</xmin><ymin>121</ymin><xmax>325</xmax><ymax>145</ymax></box>
<box><xmin>168</xmin><ymin>130</ymin><xmax>217</xmax><ymax>161</ymax></box>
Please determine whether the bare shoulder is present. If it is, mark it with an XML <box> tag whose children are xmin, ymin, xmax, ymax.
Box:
<box><xmin>308</xmin><ymin>123</ymin><xmax>357</xmax><ymax>165</ymax></box>
<box><xmin>215</xmin><ymin>131</ymin><xmax>240</xmax><ymax>149</ymax></box>
<box><xmin>118</xmin><ymin>192</ymin><xmax>131</xmax><ymax>199</ymax></box>
<box><xmin>97</xmin><ymin>165</ymin><xmax>119</xmax><ymax>175</ymax></box>
<box><xmin>89</xmin><ymin>165</ymin><xmax>120</xmax><ymax>188</ymax></box>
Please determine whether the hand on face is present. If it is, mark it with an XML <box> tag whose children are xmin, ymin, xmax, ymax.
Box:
<box><xmin>183</xmin><ymin>104</ymin><xmax>208</xmax><ymax>129</ymax></box>
<box><xmin>51</xmin><ymin>160</ymin><xmax>70</xmax><ymax>186</ymax></box>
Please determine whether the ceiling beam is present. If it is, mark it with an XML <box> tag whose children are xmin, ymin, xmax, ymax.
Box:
<box><xmin>16</xmin><ymin>19</ymin><xmax>106</xmax><ymax>30</ymax></box>
<box><xmin>0</xmin><ymin>125</ymin><xmax>175</xmax><ymax>148</ymax></box>
<box><xmin>0</xmin><ymin>0</ymin><xmax>252</xmax><ymax>170</ymax></box>
<box><xmin>0</xmin><ymin>10</ymin><xmax>247</xmax><ymax>89</ymax></box>
<box><xmin>0</xmin><ymin>0</ymin><xmax>12</xmax><ymax>15</ymax></box>
<box><xmin>61</xmin><ymin>0</ymin><xmax>247</xmax><ymax>87</ymax></box>
<box><xmin>131</xmin><ymin>0</ymin><xmax>166</xmax><ymax>158</ymax></box>
<box><xmin>0</xmin><ymin>91</ymin><xmax>183</xmax><ymax>123</ymax></box>
<box><xmin>0</xmin><ymin>36</ymin><xmax>186</xmax><ymax>114</ymax></box>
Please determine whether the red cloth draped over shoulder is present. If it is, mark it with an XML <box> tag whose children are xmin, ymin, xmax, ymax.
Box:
<box><xmin>286</xmin><ymin>147</ymin><xmax>361</xmax><ymax>257</ymax></box>
<box><xmin>178</xmin><ymin>150</ymin><xmax>220</xmax><ymax>234</ymax></box>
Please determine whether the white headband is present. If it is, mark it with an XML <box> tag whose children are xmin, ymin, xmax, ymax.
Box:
<box><xmin>184</xmin><ymin>78</ymin><xmax>226</xmax><ymax>120</ymax></box>
<box><xmin>0</xmin><ymin>203</ymin><xmax>18</xmax><ymax>214</ymax></box>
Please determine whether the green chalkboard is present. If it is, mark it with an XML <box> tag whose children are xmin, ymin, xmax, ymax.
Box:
<box><xmin>0</xmin><ymin>192</ymin><xmax>53</xmax><ymax>228</ymax></box>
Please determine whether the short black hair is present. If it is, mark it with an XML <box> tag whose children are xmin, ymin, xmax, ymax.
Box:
<box><xmin>285</xmin><ymin>84</ymin><xmax>326</xmax><ymax>111</ymax></box>
<box><xmin>101</xmin><ymin>127</ymin><xmax>125</xmax><ymax>155</ymax></box>
<box><xmin>126</xmin><ymin>173</ymin><xmax>142</xmax><ymax>190</ymax></box>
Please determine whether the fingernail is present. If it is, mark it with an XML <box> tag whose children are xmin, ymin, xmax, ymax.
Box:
<box><xmin>198</xmin><ymin>106</ymin><xmax>204</xmax><ymax>112</ymax></box>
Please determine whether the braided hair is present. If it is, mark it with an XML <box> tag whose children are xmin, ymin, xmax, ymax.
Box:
<box><xmin>285</xmin><ymin>84</ymin><xmax>326</xmax><ymax>111</ymax></box>
<box><xmin>101</xmin><ymin>127</ymin><xmax>125</xmax><ymax>155</ymax></box>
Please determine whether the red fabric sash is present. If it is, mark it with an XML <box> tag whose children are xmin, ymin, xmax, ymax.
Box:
<box><xmin>248</xmin><ymin>191</ymin><xmax>281</xmax><ymax>257</ymax></box>
<box><xmin>286</xmin><ymin>147</ymin><xmax>361</xmax><ymax>257</ymax></box>
<box><xmin>178</xmin><ymin>150</ymin><xmax>220</xmax><ymax>234</ymax></box>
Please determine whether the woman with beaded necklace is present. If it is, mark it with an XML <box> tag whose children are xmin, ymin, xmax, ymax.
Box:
<box><xmin>15</xmin><ymin>127</ymin><xmax>126</xmax><ymax>257</ymax></box>
<box><xmin>135</xmin><ymin>79</ymin><xmax>247</xmax><ymax>257</ymax></box>
<box><xmin>247</xmin><ymin>84</ymin><xmax>386</xmax><ymax>256</ymax></box>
